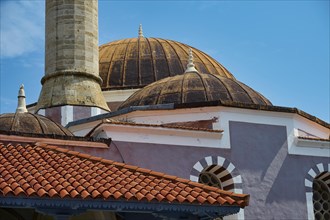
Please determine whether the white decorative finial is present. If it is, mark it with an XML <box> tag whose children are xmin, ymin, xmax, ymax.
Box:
<box><xmin>16</xmin><ymin>84</ymin><xmax>28</xmax><ymax>113</ymax></box>
<box><xmin>138</xmin><ymin>24</ymin><xmax>144</xmax><ymax>38</ymax></box>
<box><xmin>184</xmin><ymin>48</ymin><xmax>199</xmax><ymax>73</ymax></box>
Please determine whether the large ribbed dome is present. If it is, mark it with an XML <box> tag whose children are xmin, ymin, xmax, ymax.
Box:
<box><xmin>99</xmin><ymin>37</ymin><xmax>235</xmax><ymax>90</ymax></box>
<box><xmin>0</xmin><ymin>113</ymin><xmax>73</xmax><ymax>136</ymax></box>
<box><xmin>118</xmin><ymin>71</ymin><xmax>272</xmax><ymax>110</ymax></box>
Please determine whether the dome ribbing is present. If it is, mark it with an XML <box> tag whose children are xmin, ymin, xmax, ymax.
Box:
<box><xmin>99</xmin><ymin>38</ymin><xmax>235</xmax><ymax>91</ymax></box>
<box><xmin>0</xmin><ymin>113</ymin><xmax>73</xmax><ymax>136</ymax></box>
<box><xmin>118</xmin><ymin>71</ymin><xmax>272</xmax><ymax>109</ymax></box>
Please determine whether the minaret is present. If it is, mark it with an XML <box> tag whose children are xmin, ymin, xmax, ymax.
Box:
<box><xmin>36</xmin><ymin>0</ymin><xmax>109</xmax><ymax>124</ymax></box>
<box><xmin>16</xmin><ymin>84</ymin><xmax>28</xmax><ymax>113</ymax></box>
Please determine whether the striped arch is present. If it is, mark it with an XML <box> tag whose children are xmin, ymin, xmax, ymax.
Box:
<box><xmin>305</xmin><ymin>163</ymin><xmax>330</xmax><ymax>220</ymax></box>
<box><xmin>190</xmin><ymin>156</ymin><xmax>242</xmax><ymax>193</ymax></box>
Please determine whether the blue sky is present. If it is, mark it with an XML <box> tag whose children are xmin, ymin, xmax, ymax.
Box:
<box><xmin>0</xmin><ymin>0</ymin><xmax>329</xmax><ymax>122</ymax></box>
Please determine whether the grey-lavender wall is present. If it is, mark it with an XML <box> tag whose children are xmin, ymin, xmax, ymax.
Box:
<box><xmin>228</xmin><ymin>121</ymin><xmax>328</xmax><ymax>219</ymax></box>
<box><xmin>110</xmin><ymin>121</ymin><xmax>329</xmax><ymax>220</ymax></box>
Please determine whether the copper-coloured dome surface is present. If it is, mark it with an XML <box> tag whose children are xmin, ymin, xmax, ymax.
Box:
<box><xmin>118</xmin><ymin>72</ymin><xmax>272</xmax><ymax>109</ymax></box>
<box><xmin>99</xmin><ymin>37</ymin><xmax>235</xmax><ymax>90</ymax></box>
<box><xmin>0</xmin><ymin>113</ymin><xmax>73</xmax><ymax>136</ymax></box>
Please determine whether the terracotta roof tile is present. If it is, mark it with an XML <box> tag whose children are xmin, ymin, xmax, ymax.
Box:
<box><xmin>175</xmin><ymin>177</ymin><xmax>190</xmax><ymax>184</ymax></box>
<box><xmin>3</xmin><ymin>186</ymin><xmax>13</xmax><ymax>195</ymax></box>
<box><xmin>81</xmin><ymin>190</ymin><xmax>90</xmax><ymax>199</ymax></box>
<box><xmin>155</xmin><ymin>193</ymin><xmax>165</xmax><ymax>201</ymax></box>
<box><xmin>145</xmin><ymin>193</ymin><xmax>156</xmax><ymax>201</ymax></box>
<box><xmin>186</xmin><ymin>195</ymin><xmax>196</xmax><ymax>203</ymax></box>
<box><xmin>197</xmin><ymin>195</ymin><xmax>207</xmax><ymax>203</ymax></box>
<box><xmin>0</xmin><ymin>143</ymin><xmax>249</xmax><ymax>208</ymax></box>
<box><xmin>236</xmin><ymin>200</ymin><xmax>245</xmax><ymax>206</ymax></box>
<box><xmin>224</xmin><ymin>196</ymin><xmax>236</xmax><ymax>205</ymax></box>
<box><xmin>14</xmin><ymin>187</ymin><xmax>24</xmax><ymax>196</ymax></box>
<box><xmin>48</xmin><ymin>188</ymin><xmax>58</xmax><ymax>197</ymax></box>
<box><xmin>206</xmin><ymin>196</ymin><xmax>217</xmax><ymax>204</ymax></box>
<box><xmin>217</xmin><ymin>196</ymin><xmax>228</xmax><ymax>205</ymax></box>
<box><xmin>124</xmin><ymin>191</ymin><xmax>134</xmax><ymax>200</ymax></box>
<box><xmin>37</xmin><ymin>188</ymin><xmax>47</xmax><ymax>197</ymax></box>
<box><xmin>26</xmin><ymin>187</ymin><xmax>36</xmax><ymax>196</ymax></box>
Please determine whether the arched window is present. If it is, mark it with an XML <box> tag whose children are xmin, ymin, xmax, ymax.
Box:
<box><xmin>313</xmin><ymin>172</ymin><xmax>330</xmax><ymax>220</ymax></box>
<box><xmin>198</xmin><ymin>164</ymin><xmax>234</xmax><ymax>191</ymax></box>
<box><xmin>305</xmin><ymin>163</ymin><xmax>330</xmax><ymax>220</ymax></box>
<box><xmin>191</xmin><ymin>157</ymin><xmax>243</xmax><ymax>220</ymax></box>
<box><xmin>190</xmin><ymin>156</ymin><xmax>242</xmax><ymax>193</ymax></box>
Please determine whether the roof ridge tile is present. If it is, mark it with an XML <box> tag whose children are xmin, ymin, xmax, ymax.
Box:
<box><xmin>149</xmin><ymin>170</ymin><xmax>165</xmax><ymax>177</ymax></box>
<box><xmin>76</xmin><ymin>152</ymin><xmax>92</xmax><ymax>159</ymax></box>
<box><xmin>123</xmin><ymin>164</ymin><xmax>139</xmax><ymax>171</ymax></box>
<box><xmin>136</xmin><ymin>167</ymin><xmax>152</xmax><ymax>174</ymax></box>
<box><xmin>224</xmin><ymin>196</ymin><xmax>236</xmax><ymax>205</ymax></box>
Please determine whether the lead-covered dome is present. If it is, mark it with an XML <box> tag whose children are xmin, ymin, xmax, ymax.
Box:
<box><xmin>1</xmin><ymin>85</ymin><xmax>73</xmax><ymax>137</ymax></box>
<box><xmin>99</xmin><ymin>37</ymin><xmax>235</xmax><ymax>91</ymax></box>
<box><xmin>119</xmin><ymin>48</ymin><xmax>272</xmax><ymax>109</ymax></box>
<box><xmin>118</xmin><ymin>71</ymin><xmax>272</xmax><ymax>110</ymax></box>
<box><xmin>0</xmin><ymin>112</ymin><xmax>73</xmax><ymax>136</ymax></box>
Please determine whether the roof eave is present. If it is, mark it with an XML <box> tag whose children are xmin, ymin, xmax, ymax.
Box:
<box><xmin>67</xmin><ymin>101</ymin><xmax>329</xmax><ymax>129</ymax></box>
<box><xmin>0</xmin><ymin>196</ymin><xmax>241</xmax><ymax>219</ymax></box>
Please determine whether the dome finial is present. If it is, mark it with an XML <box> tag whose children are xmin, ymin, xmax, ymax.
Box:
<box><xmin>16</xmin><ymin>84</ymin><xmax>28</xmax><ymax>113</ymax></box>
<box><xmin>138</xmin><ymin>24</ymin><xmax>144</xmax><ymax>38</ymax></box>
<box><xmin>185</xmin><ymin>48</ymin><xmax>199</xmax><ymax>73</ymax></box>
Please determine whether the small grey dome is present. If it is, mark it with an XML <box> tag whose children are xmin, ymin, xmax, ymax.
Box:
<box><xmin>0</xmin><ymin>112</ymin><xmax>73</xmax><ymax>136</ymax></box>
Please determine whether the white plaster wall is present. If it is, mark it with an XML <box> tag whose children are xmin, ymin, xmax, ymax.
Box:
<box><xmin>113</xmin><ymin>107</ymin><xmax>219</xmax><ymax>125</ymax></box>
<box><xmin>61</xmin><ymin>106</ymin><xmax>73</xmax><ymax>126</ymax></box>
<box><xmin>103</xmin><ymin>89</ymin><xmax>140</xmax><ymax>102</ymax></box>
<box><xmin>94</xmin><ymin>125</ymin><xmax>222</xmax><ymax>148</ymax></box>
<box><xmin>69</xmin><ymin>105</ymin><xmax>329</xmax><ymax>156</ymax></box>
<box><xmin>290</xmin><ymin>115</ymin><xmax>330</xmax><ymax>156</ymax></box>
<box><xmin>68</xmin><ymin>121</ymin><xmax>101</xmax><ymax>137</ymax></box>
<box><xmin>112</xmin><ymin>106</ymin><xmax>329</xmax><ymax>156</ymax></box>
<box><xmin>215</xmin><ymin>108</ymin><xmax>328</xmax><ymax>157</ymax></box>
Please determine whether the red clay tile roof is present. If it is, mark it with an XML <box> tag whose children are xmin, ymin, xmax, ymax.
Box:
<box><xmin>0</xmin><ymin>142</ymin><xmax>249</xmax><ymax>208</ymax></box>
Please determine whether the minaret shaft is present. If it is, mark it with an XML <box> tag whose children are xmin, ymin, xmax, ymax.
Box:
<box><xmin>36</xmin><ymin>0</ymin><xmax>109</xmax><ymax>112</ymax></box>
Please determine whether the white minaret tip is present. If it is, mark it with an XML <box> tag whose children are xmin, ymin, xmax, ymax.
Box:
<box><xmin>16</xmin><ymin>84</ymin><xmax>28</xmax><ymax>113</ymax></box>
<box><xmin>138</xmin><ymin>24</ymin><xmax>144</xmax><ymax>38</ymax></box>
<box><xmin>184</xmin><ymin>48</ymin><xmax>199</xmax><ymax>73</ymax></box>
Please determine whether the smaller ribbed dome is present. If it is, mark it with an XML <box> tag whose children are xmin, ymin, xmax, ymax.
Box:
<box><xmin>118</xmin><ymin>71</ymin><xmax>272</xmax><ymax>110</ymax></box>
<box><xmin>0</xmin><ymin>113</ymin><xmax>73</xmax><ymax>136</ymax></box>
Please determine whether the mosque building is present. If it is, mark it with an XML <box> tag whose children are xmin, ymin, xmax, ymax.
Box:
<box><xmin>1</xmin><ymin>0</ymin><xmax>329</xmax><ymax>220</ymax></box>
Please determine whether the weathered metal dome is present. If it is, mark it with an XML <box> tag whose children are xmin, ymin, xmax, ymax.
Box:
<box><xmin>0</xmin><ymin>113</ymin><xmax>73</xmax><ymax>136</ymax></box>
<box><xmin>118</xmin><ymin>71</ymin><xmax>272</xmax><ymax>110</ymax></box>
<box><xmin>99</xmin><ymin>37</ymin><xmax>235</xmax><ymax>91</ymax></box>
